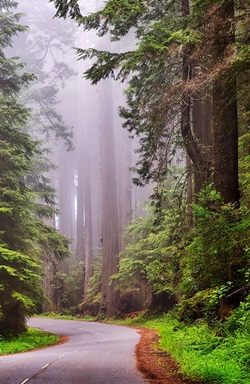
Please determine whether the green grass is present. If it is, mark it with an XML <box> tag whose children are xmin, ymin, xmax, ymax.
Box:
<box><xmin>118</xmin><ymin>313</ymin><xmax>250</xmax><ymax>384</ymax></box>
<box><xmin>36</xmin><ymin>313</ymin><xmax>95</xmax><ymax>321</ymax></box>
<box><xmin>0</xmin><ymin>328</ymin><xmax>60</xmax><ymax>355</ymax></box>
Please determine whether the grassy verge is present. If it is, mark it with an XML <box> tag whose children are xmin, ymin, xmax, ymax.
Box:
<box><xmin>143</xmin><ymin>315</ymin><xmax>249</xmax><ymax>384</ymax></box>
<box><xmin>113</xmin><ymin>312</ymin><xmax>250</xmax><ymax>384</ymax></box>
<box><xmin>35</xmin><ymin>313</ymin><xmax>94</xmax><ymax>321</ymax></box>
<box><xmin>0</xmin><ymin>328</ymin><xmax>60</xmax><ymax>355</ymax></box>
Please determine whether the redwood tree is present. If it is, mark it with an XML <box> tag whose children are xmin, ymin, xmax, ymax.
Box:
<box><xmin>210</xmin><ymin>1</ymin><xmax>239</xmax><ymax>204</ymax></box>
<box><xmin>98</xmin><ymin>77</ymin><xmax>121</xmax><ymax>316</ymax></box>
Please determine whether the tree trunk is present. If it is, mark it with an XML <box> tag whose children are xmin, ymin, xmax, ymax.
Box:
<box><xmin>193</xmin><ymin>87</ymin><xmax>213</xmax><ymax>194</ymax></box>
<box><xmin>181</xmin><ymin>0</ymin><xmax>210</xmax><ymax>195</ymax></box>
<box><xmin>114</xmin><ymin>86</ymin><xmax>133</xmax><ymax>246</ymax></box>
<box><xmin>83</xmin><ymin>124</ymin><xmax>93</xmax><ymax>293</ymax></box>
<box><xmin>75</xmin><ymin>75</ymin><xmax>94</xmax><ymax>296</ymax></box>
<box><xmin>76</xmin><ymin>161</ymin><xmax>85</xmax><ymax>262</ymax></box>
<box><xmin>98</xmin><ymin>78</ymin><xmax>121</xmax><ymax>317</ymax></box>
<box><xmin>211</xmin><ymin>1</ymin><xmax>239</xmax><ymax>204</ymax></box>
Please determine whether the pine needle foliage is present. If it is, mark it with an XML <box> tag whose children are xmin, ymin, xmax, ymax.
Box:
<box><xmin>0</xmin><ymin>0</ymin><xmax>70</xmax><ymax>336</ymax></box>
<box><xmin>0</xmin><ymin>246</ymin><xmax>41</xmax><ymax>336</ymax></box>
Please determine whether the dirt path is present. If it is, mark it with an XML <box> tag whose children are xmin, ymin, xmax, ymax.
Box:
<box><xmin>136</xmin><ymin>328</ymin><xmax>200</xmax><ymax>384</ymax></box>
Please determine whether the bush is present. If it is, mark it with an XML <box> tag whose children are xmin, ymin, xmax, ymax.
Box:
<box><xmin>181</xmin><ymin>185</ymin><xmax>250</xmax><ymax>320</ymax></box>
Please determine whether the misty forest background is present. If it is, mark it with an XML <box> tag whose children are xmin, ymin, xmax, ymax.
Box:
<box><xmin>0</xmin><ymin>0</ymin><xmax>249</xmax><ymax>339</ymax></box>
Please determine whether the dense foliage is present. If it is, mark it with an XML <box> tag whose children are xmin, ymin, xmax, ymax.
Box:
<box><xmin>113</xmin><ymin>185</ymin><xmax>249</xmax><ymax>320</ymax></box>
<box><xmin>49</xmin><ymin>0</ymin><xmax>250</xmax><ymax>324</ymax></box>
<box><xmin>0</xmin><ymin>0</ymin><xmax>70</xmax><ymax>336</ymax></box>
<box><xmin>136</xmin><ymin>305</ymin><xmax>250</xmax><ymax>384</ymax></box>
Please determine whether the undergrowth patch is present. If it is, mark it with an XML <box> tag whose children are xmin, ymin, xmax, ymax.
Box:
<box><xmin>0</xmin><ymin>328</ymin><xmax>59</xmax><ymax>355</ymax></box>
<box><xmin>130</xmin><ymin>310</ymin><xmax>250</xmax><ymax>384</ymax></box>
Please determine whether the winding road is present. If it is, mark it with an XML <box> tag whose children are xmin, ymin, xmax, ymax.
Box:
<box><xmin>0</xmin><ymin>318</ymin><xmax>148</xmax><ymax>384</ymax></box>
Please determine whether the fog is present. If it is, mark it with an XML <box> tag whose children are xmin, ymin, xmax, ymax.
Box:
<box><xmin>11</xmin><ymin>0</ymin><xmax>151</xmax><ymax>313</ymax></box>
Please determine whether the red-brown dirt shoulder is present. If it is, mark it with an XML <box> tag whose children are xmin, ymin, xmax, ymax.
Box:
<box><xmin>135</xmin><ymin>327</ymin><xmax>201</xmax><ymax>384</ymax></box>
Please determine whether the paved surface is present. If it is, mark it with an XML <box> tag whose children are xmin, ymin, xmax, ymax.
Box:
<box><xmin>0</xmin><ymin>318</ymin><xmax>147</xmax><ymax>384</ymax></box>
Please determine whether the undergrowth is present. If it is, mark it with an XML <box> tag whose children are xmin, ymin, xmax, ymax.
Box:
<box><xmin>128</xmin><ymin>305</ymin><xmax>250</xmax><ymax>384</ymax></box>
<box><xmin>0</xmin><ymin>328</ymin><xmax>59</xmax><ymax>355</ymax></box>
<box><xmin>37</xmin><ymin>313</ymin><xmax>94</xmax><ymax>321</ymax></box>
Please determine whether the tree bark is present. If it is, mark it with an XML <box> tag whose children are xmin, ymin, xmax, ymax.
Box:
<box><xmin>114</xmin><ymin>86</ymin><xmax>133</xmax><ymax>245</ymax></box>
<box><xmin>211</xmin><ymin>1</ymin><xmax>239</xmax><ymax>204</ymax></box>
<box><xmin>98</xmin><ymin>78</ymin><xmax>121</xmax><ymax>317</ymax></box>
<box><xmin>83</xmin><ymin>123</ymin><xmax>93</xmax><ymax>293</ymax></box>
<box><xmin>181</xmin><ymin>0</ymin><xmax>210</xmax><ymax>194</ymax></box>
<box><xmin>76</xmin><ymin>75</ymin><xmax>94</xmax><ymax>296</ymax></box>
<box><xmin>76</xmin><ymin>159</ymin><xmax>85</xmax><ymax>262</ymax></box>
<box><xmin>192</xmin><ymin>85</ymin><xmax>213</xmax><ymax>194</ymax></box>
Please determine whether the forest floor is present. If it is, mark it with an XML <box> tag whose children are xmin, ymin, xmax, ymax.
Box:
<box><xmin>136</xmin><ymin>327</ymin><xmax>201</xmax><ymax>384</ymax></box>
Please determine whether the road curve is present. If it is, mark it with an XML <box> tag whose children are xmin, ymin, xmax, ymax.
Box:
<box><xmin>0</xmin><ymin>318</ymin><xmax>148</xmax><ymax>384</ymax></box>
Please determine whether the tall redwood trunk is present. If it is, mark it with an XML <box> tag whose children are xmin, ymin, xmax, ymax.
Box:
<box><xmin>76</xmin><ymin>157</ymin><xmax>85</xmax><ymax>262</ymax></box>
<box><xmin>211</xmin><ymin>1</ymin><xmax>239</xmax><ymax>203</ymax></box>
<box><xmin>193</xmin><ymin>88</ymin><xmax>213</xmax><ymax>194</ymax></box>
<box><xmin>114</xmin><ymin>86</ymin><xmax>133</xmax><ymax>246</ymax></box>
<box><xmin>181</xmin><ymin>0</ymin><xmax>210</xmax><ymax>196</ymax></box>
<box><xmin>98</xmin><ymin>78</ymin><xmax>120</xmax><ymax>317</ymax></box>
<box><xmin>76</xmin><ymin>74</ymin><xmax>94</xmax><ymax>295</ymax></box>
<box><xmin>83</xmin><ymin>122</ymin><xmax>93</xmax><ymax>293</ymax></box>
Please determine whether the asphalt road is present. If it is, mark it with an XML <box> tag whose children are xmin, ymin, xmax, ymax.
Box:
<box><xmin>0</xmin><ymin>318</ymin><xmax>148</xmax><ymax>384</ymax></box>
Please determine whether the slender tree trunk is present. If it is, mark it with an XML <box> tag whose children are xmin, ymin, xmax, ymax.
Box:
<box><xmin>83</xmin><ymin>123</ymin><xmax>93</xmax><ymax>293</ymax></box>
<box><xmin>186</xmin><ymin>150</ymin><xmax>193</xmax><ymax>223</ymax></box>
<box><xmin>58</xmin><ymin>148</ymin><xmax>76</xmax><ymax>244</ymax></box>
<box><xmin>76</xmin><ymin>158</ymin><xmax>85</xmax><ymax>262</ymax></box>
<box><xmin>57</xmin><ymin>148</ymin><xmax>75</xmax><ymax>279</ymax></box>
<box><xmin>114</xmin><ymin>86</ymin><xmax>133</xmax><ymax>246</ymax></box>
<box><xmin>98</xmin><ymin>78</ymin><xmax>121</xmax><ymax>317</ymax></box>
<box><xmin>43</xmin><ymin>260</ymin><xmax>56</xmax><ymax>313</ymax></box>
<box><xmin>75</xmin><ymin>74</ymin><xmax>94</xmax><ymax>296</ymax></box>
<box><xmin>121</xmin><ymin>133</ymin><xmax>133</xmax><ymax>229</ymax></box>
